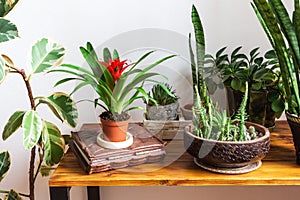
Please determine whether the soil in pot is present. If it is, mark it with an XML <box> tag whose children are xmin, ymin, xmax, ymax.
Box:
<box><xmin>100</xmin><ymin>112</ymin><xmax>130</xmax><ymax>142</ymax></box>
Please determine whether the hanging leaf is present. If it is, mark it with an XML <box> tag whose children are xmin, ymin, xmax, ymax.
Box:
<box><xmin>0</xmin><ymin>0</ymin><xmax>19</xmax><ymax>17</ymax></box>
<box><xmin>4</xmin><ymin>189</ymin><xmax>22</xmax><ymax>200</ymax></box>
<box><xmin>0</xmin><ymin>55</ymin><xmax>6</xmax><ymax>84</ymax></box>
<box><xmin>42</xmin><ymin>121</ymin><xmax>65</xmax><ymax>166</ymax></box>
<box><xmin>0</xmin><ymin>18</ymin><xmax>18</xmax><ymax>43</ymax></box>
<box><xmin>30</xmin><ymin>38</ymin><xmax>65</xmax><ymax>75</ymax></box>
<box><xmin>37</xmin><ymin>92</ymin><xmax>78</xmax><ymax>127</ymax></box>
<box><xmin>39</xmin><ymin>164</ymin><xmax>53</xmax><ymax>177</ymax></box>
<box><xmin>2</xmin><ymin>110</ymin><xmax>25</xmax><ymax>141</ymax></box>
<box><xmin>0</xmin><ymin>151</ymin><xmax>10</xmax><ymax>182</ymax></box>
<box><xmin>22</xmin><ymin>110</ymin><xmax>43</xmax><ymax>150</ymax></box>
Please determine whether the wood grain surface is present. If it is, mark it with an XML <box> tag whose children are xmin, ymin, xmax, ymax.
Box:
<box><xmin>49</xmin><ymin>120</ymin><xmax>300</xmax><ymax>187</ymax></box>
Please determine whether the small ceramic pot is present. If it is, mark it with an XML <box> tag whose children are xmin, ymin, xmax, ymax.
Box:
<box><xmin>184</xmin><ymin>122</ymin><xmax>270</xmax><ymax>168</ymax></box>
<box><xmin>181</xmin><ymin>103</ymin><xmax>193</xmax><ymax>120</ymax></box>
<box><xmin>100</xmin><ymin>117</ymin><xmax>130</xmax><ymax>142</ymax></box>
<box><xmin>146</xmin><ymin>101</ymin><xmax>179</xmax><ymax>120</ymax></box>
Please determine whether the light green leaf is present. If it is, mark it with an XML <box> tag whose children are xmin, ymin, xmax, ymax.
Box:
<box><xmin>42</xmin><ymin>121</ymin><xmax>65</xmax><ymax>166</ymax></box>
<box><xmin>0</xmin><ymin>151</ymin><xmax>10</xmax><ymax>182</ymax></box>
<box><xmin>22</xmin><ymin>110</ymin><xmax>43</xmax><ymax>150</ymax></box>
<box><xmin>2</xmin><ymin>110</ymin><xmax>25</xmax><ymax>141</ymax></box>
<box><xmin>0</xmin><ymin>55</ymin><xmax>6</xmax><ymax>84</ymax></box>
<box><xmin>4</xmin><ymin>189</ymin><xmax>22</xmax><ymax>200</ymax></box>
<box><xmin>30</xmin><ymin>38</ymin><xmax>65</xmax><ymax>75</ymax></box>
<box><xmin>0</xmin><ymin>18</ymin><xmax>18</xmax><ymax>43</ymax></box>
<box><xmin>37</xmin><ymin>92</ymin><xmax>78</xmax><ymax>127</ymax></box>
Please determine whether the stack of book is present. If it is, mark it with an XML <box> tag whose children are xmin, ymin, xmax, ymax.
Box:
<box><xmin>70</xmin><ymin>123</ymin><xmax>166</xmax><ymax>174</ymax></box>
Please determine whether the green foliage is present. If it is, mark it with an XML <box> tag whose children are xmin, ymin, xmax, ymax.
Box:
<box><xmin>252</xmin><ymin>0</ymin><xmax>300</xmax><ymax>116</ymax></box>
<box><xmin>51</xmin><ymin>43</ymin><xmax>175</xmax><ymax>116</ymax></box>
<box><xmin>0</xmin><ymin>18</ymin><xmax>18</xmax><ymax>43</ymax></box>
<box><xmin>2</xmin><ymin>111</ymin><xmax>25</xmax><ymax>141</ymax></box>
<box><xmin>0</xmin><ymin>151</ymin><xmax>10</xmax><ymax>182</ymax></box>
<box><xmin>146</xmin><ymin>83</ymin><xmax>179</xmax><ymax>106</ymax></box>
<box><xmin>0</xmin><ymin>0</ymin><xmax>19</xmax><ymax>17</ymax></box>
<box><xmin>4</xmin><ymin>190</ymin><xmax>22</xmax><ymax>200</ymax></box>
<box><xmin>22</xmin><ymin>111</ymin><xmax>43</xmax><ymax>150</ymax></box>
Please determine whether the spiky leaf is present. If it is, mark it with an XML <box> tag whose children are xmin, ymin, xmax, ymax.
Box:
<box><xmin>22</xmin><ymin>110</ymin><xmax>43</xmax><ymax>150</ymax></box>
<box><xmin>0</xmin><ymin>18</ymin><xmax>18</xmax><ymax>43</ymax></box>
<box><xmin>0</xmin><ymin>151</ymin><xmax>10</xmax><ymax>182</ymax></box>
<box><xmin>30</xmin><ymin>38</ymin><xmax>65</xmax><ymax>75</ymax></box>
<box><xmin>42</xmin><ymin>121</ymin><xmax>65</xmax><ymax>166</ymax></box>
<box><xmin>2</xmin><ymin>110</ymin><xmax>25</xmax><ymax>141</ymax></box>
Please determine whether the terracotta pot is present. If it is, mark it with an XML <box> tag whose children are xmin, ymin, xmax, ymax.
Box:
<box><xmin>181</xmin><ymin>103</ymin><xmax>193</xmax><ymax>120</ymax></box>
<box><xmin>100</xmin><ymin>117</ymin><xmax>130</xmax><ymax>142</ymax></box>
<box><xmin>285</xmin><ymin>111</ymin><xmax>300</xmax><ymax>165</ymax></box>
<box><xmin>184</xmin><ymin>122</ymin><xmax>270</xmax><ymax>169</ymax></box>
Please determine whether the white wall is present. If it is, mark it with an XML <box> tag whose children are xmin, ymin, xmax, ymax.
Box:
<box><xmin>0</xmin><ymin>0</ymin><xmax>296</xmax><ymax>200</ymax></box>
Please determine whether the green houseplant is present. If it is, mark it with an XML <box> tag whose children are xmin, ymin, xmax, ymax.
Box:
<box><xmin>184</xmin><ymin>5</ymin><xmax>270</xmax><ymax>173</ymax></box>
<box><xmin>145</xmin><ymin>83</ymin><xmax>179</xmax><ymax>120</ymax></box>
<box><xmin>0</xmin><ymin>1</ymin><xmax>78</xmax><ymax>199</ymax></box>
<box><xmin>205</xmin><ymin>46</ymin><xmax>284</xmax><ymax>128</ymax></box>
<box><xmin>251</xmin><ymin>0</ymin><xmax>300</xmax><ymax>164</ymax></box>
<box><xmin>51</xmin><ymin>42</ymin><xmax>175</xmax><ymax>142</ymax></box>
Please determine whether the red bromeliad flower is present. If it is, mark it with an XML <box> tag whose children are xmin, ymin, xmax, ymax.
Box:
<box><xmin>100</xmin><ymin>58</ymin><xmax>130</xmax><ymax>82</ymax></box>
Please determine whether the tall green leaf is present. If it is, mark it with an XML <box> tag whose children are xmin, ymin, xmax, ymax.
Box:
<box><xmin>0</xmin><ymin>18</ymin><xmax>18</xmax><ymax>43</ymax></box>
<box><xmin>103</xmin><ymin>47</ymin><xmax>112</xmax><ymax>63</ymax></box>
<box><xmin>2</xmin><ymin>110</ymin><xmax>25</xmax><ymax>141</ymax></box>
<box><xmin>0</xmin><ymin>55</ymin><xmax>6</xmax><ymax>84</ymax></box>
<box><xmin>42</xmin><ymin>121</ymin><xmax>65</xmax><ymax>166</ymax></box>
<box><xmin>22</xmin><ymin>110</ymin><xmax>43</xmax><ymax>150</ymax></box>
<box><xmin>30</xmin><ymin>38</ymin><xmax>65</xmax><ymax>76</ymax></box>
<box><xmin>0</xmin><ymin>0</ymin><xmax>19</xmax><ymax>17</ymax></box>
<box><xmin>0</xmin><ymin>151</ymin><xmax>10</xmax><ymax>182</ymax></box>
<box><xmin>37</xmin><ymin>92</ymin><xmax>78</xmax><ymax>127</ymax></box>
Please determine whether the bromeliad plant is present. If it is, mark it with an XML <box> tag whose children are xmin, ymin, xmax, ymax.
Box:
<box><xmin>52</xmin><ymin>42</ymin><xmax>175</xmax><ymax>121</ymax></box>
<box><xmin>0</xmin><ymin>3</ymin><xmax>78</xmax><ymax>198</ymax></box>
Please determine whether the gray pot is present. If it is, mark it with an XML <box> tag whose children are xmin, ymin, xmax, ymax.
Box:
<box><xmin>146</xmin><ymin>101</ymin><xmax>179</xmax><ymax>121</ymax></box>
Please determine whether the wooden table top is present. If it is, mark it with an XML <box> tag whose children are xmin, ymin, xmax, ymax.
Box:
<box><xmin>49</xmin><ymin>120</ymin><xmax>300</xmax><ymax>187</ymax></box>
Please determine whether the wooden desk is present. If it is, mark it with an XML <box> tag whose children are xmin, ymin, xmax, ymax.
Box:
<box><xmin>49</xmin><ymin>121</ymin><xmax>300</xmax><ymax>200</ymax></box>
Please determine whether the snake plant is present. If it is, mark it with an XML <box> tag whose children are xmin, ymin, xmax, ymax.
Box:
<box><xmin>252</xmin><ymin>0</ymin><xmax>300</xmax><ymax>116</ymax></box>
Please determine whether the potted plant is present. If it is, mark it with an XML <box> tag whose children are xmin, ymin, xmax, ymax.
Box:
<box><xmin>51</xmin><ymin>42</ymin><xmax>175</xmax><ymax>143</ymax></box>
<box><xmin>205</xmin><ymin>46</ymin><xmax>284</xmax><ymax>128</ymax></box>
<box><xmin>144</xmin><ymin>82</ymin><xmax>179</xmax><ymax>120</ymax></box>
<box><xmin>252</xmin><ymin>0</ymin><xmax>300</xmax><ymax>164</ymax></box>
<box><xmin>184</xmin><ymin>5</ymin><xmax>270</xmax><ymax>174</ymax></box>
<box><xmin>0</xmin><ymin>1</ymin><xmax>78</xmax><ymax>200</ymax></box>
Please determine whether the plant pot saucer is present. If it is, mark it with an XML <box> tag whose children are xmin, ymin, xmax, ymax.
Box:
<box><xmin>97</xmin><ymin>132</ymin><xmax>133</xmax><ymax>149</ymax></box>
<box><xmin>194</xmin><ymin>158</ymin><xmax>262</xmax><ymax>174</ymax></box>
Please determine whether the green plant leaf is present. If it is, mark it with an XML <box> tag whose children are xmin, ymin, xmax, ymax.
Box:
<box><xmin>0</xmin><ymin>18</ymin><xmax>18</xmax><ymax>43</ymax></box>
<box><xmin>30</xmin><ymin>38</ymin><xmax>65</xmax><ymax>75</ymax></box>
<box><xmin>271</xmin><ymin>97</ymin><xmax>285</xmax><ymax>113</ymax></box>
<box><xmin>37</xmin><ymin>92</ymin><xmax>78</xmax><ymax>127</ymax></box>
<box><xmin>2</xmin><ymin>110</ymin><xmax>25</xmax><ymax>141</ymax></box>
<box><xmin>103</xmin><ymin>47</ymin><xmax>112</xmax><ymax>63</ymax></box>
<box><xmin>42</xmin><ymin>121</ymin><xmax>65</xmax><ymax>166</ymax></box>
<box><xmin>0</xmin><ymin>0</ymin><xmax>19</xmax><ymax>17</ymax></box>
<box><xmin>231</xmin><ymin>78</ymin><xmax>242</xmax><ymax>91</ymax></box>
<box><xmin>22</xmin><ymin>110</ymin><xmax>43</xmax><ymax>150</ymax></box>
<box><xmin>4</xmin><ymin>189</ymin><xmax>22</xmax><ymax>200</ymax></box>
<box><xmin>0</xmin><ymin>151</ymin><xmax>10</xmax><ymax>182</ymax></box>
<box><xmin>0</xmin><ymin>55</ymin><xmax>6</xmax><ymax>84</ymax></box>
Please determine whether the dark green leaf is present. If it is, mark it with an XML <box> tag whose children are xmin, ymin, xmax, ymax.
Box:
<box><xmin>2</xmin><ymin>110</ymin><xmax>25</xmax><ymax>141</ymax></box>
<box><xmin>112</xmin><ymin>49</ymin><xmax>119</xmax><ymax>59</ymax></box>
<box><xmin>103</xmin><ymin>47</ymin><xmax>111</xmax><ymax>63</ymax></box>
<box><xmin>0</xmin><ymin>18</ymin><xmax>18</xmax><ymax>43</ymax></box>
<box><xmin>0</xmin><ymin>151</ymin><xmax>10</xmax><ymax>182</ymax></box>
<box><xmin>0</xmin><ymin>0</ymin><xmax>19</xmax><ymax>17</ymax></box>
<box><xmin>271</xmin><ymin>98</ymin><xmax>285</xmax><ymax>112</ymax></box>
<box><xmin>4</xmin><ymin>189</ymin><xmax>22</xmax><ymax>200</ymax></box>
<box><xmin>231</xmin><ymin>78</ymin><xmax>242</xmax><ymax>91</ymax></box>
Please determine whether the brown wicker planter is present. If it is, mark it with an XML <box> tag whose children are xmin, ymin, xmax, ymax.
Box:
<box><xmin>184</xmin><ymin>122</ymin><xmax>270</xmax><ymax>172</ymax></box>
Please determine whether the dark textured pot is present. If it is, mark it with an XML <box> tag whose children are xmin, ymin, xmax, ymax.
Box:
<box><xmin>181</xmin><ymin>103</ymin><xmax>193</xmax><ymax>120</ymax></box>
<box><xmin>184</xmin><ymin>122</ymin><xmax>270</xmax><ymax>168</ymax></box>
<box><xmin>285</xmin><ymin>111</ymin><xmax>300</xmax><ymax>165</ymax></box>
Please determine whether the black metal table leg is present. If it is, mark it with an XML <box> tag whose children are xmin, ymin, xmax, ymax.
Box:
<box><xmin>87</xmin><ymin>186</ymin><xmax>100</xmax><ymax>200</ymax></box>
<box><xmin>50</xmin><ymin>187</ymin><xmax>71</xmax><ymax>200</ymax></box>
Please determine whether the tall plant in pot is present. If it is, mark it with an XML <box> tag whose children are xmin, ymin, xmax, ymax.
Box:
<box><xmin>252</xmin><ymin>0</ymin><xmax>300</xmax><ymax>164</ymax></box>
<box><xmin>0</xmin><ymin>1</ymin><xmax>78</xmax><ymax>200</ymax></box>
<box><xmin>51</xmin><ymin>42</ymin><xmax>175</xmax><ymax>142</ymax></box>
<box><xmin>184</xmin><ymin>4</ymin><xmax>270</xmax><ymax>174</ymax></box>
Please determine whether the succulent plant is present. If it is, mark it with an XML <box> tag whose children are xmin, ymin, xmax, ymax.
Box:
<box><xmin>146</xmin><ymin>83</ymin><xmax>179</xmax><ymax>106</ymax></box>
